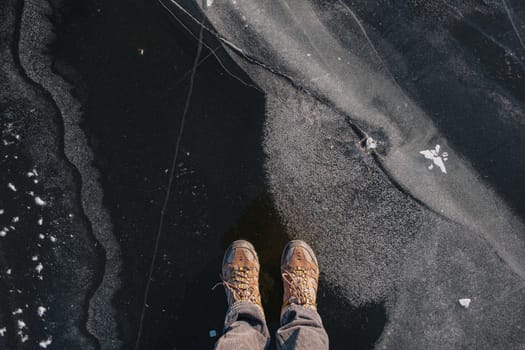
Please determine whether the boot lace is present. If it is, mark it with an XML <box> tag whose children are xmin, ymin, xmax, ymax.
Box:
<box><xmin>215</xmin><ymin>266</ymin><xmax>258</xmax><ymax>304</ymax></box>
<box><xmin>282</xmin><ymin>266</ymin><xmax>316</xmax><ymax>306</ymax></box>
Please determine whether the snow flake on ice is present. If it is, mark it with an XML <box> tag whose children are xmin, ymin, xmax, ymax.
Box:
<box><xmin>419</xmin><ymin>144</ymin><xmax>448</xmax><ymax>174</ymax></box>
<box><xmin>39</xmin><ymin>337</ymin><xmax>52</xmax><ymax>348</ymax></box>
<box><xmin>37</xmin><ymin>306</ymin><xmax>47</xmax><ymax>317</ymax></box>
<box><xmin>34</xmin><ymin>197</ymin><xmax>47</xmax><ymax>206</ymax></box>
<box><xmin>459</xmin><ymin>298</ymin><xmax>471</xmax><ymax>308</ymax></box>
<box><xmin>35</xmin><ymin>263</ymin><xmax>43</xmax><ymax>273</ymax></box>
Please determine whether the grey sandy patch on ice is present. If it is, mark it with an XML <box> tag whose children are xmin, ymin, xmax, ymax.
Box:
<box><xmin>260</xmin><ymin>72</ymin><xmax>525</xmax><ymax>349</ymax></box>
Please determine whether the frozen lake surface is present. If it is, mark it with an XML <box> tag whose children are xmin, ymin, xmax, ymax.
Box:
<box><xmin>1</xmin><ymin>0</ymin><xmax>524</xmax><ymax>348</ymax></box>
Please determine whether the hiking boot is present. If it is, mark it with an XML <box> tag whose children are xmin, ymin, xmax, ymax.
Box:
<box><xmin>281</xmin><ymin>240</ymin><xmax>319</xmax><ymax>315</ymax></box>
<box><xmin>220</xmin><ymin>240</ymin><xmax>262</xmax><ymax>309</ymax></box>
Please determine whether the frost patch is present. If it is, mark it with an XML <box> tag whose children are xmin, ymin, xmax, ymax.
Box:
<box><xmin>37</xmin><ymin>306</ymin><xmax>47</xmax><ymax>317</ymax></box>
<box><xmin>39</xmin><ymin>338</ymin><xmax>52</xmax><ymax>348</ymax></box>
<box><xmin>419</xmin><ymin>144</ymin><xmax>448</xmax><ymax>174</ymax></box>
<box><xmin>34</xmin><ymin>197</ymin><xmax>47</xmax><ymax>206</ymax></box>
<box><xmin>35</xmin><ymin>263</ymin><xmax>43</xmax><ymax>273</ymax></box>
<box><xmin>19</xmin><ymin>332</ymin><xmax>29</xmax><ymax>342</ymax></box>
<box><xmin>459</xmin><ymin>298</ymin><xmax>471</xmax><ymax>308</ymax></box>
<box><xmin>365</xmin><ymin>137</ymin><xmax>377</xmax><ymax>151</ymax></box>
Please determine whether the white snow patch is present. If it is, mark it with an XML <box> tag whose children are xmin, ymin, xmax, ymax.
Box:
<box><xmin>12</xmin><ymin>216</ymin><xmax>19</xmax><ymax>223</ymax></box>
<box><xmin>6</xmin><ymin>269</ymin><xmax>12</xmax><ymax>275</ymax></box>
<box><xmin>38</xmin><ymin>234</ymin><xmax>45</xmax><ymax>240</ymax></box>
<box><xmin>17</xmin><ymin>320</ymin><xmax>26</xmax><ymax>329</ymax></box>
<box><xmin>32</xmin><ymin>256</ymin><xmax>39</xmax><ymax>261</ymax></box>
<box><xmin>49</xmin><ymin>236</ymin><xmax>57</xmax><ymax>243</ymax></box>
<box><xmin>37</xmin><ymin>306</ymin><xmax>47</xmax><ymax>317</ymax></box>
<box><xmin>35</xmin><ymin>263</ymin><xmax>43</xmax><ymax>273</ymax></box>
<box><xmin>38</xmin><ymin>217</ymin><xmax>43</xmax><ymax>225</ymax></box>
<box><xmin>459</xmin><ymin>298</ymin><xmax>471</xmax><ymax>308</ymax></box>
<box><xmin>419</xmin><ymin>144</ymin><xmax>448</xmax><ymax>174</ymax></box>
<box><xmin>366</xmin><ymin>137</ymin><xmax>377</xmax><ymax>150</ymax></box>
<box><xmin>34</xmin><ymin>197</ymin><xmax>47</xmax><ymax>206</ymax></box>
<box><xmin>12</xmin><ymin>308</ymin><xmax>23</xmax><ymax>315</ymax></box>
<box><xmin>19</xmin><ymin>332</ymin><xmax>29</xmax><ymax>342</ymax></box>
<box><xmin>0</xmin><ymin>230</ymin><xmax>6</xmax><ymax>237</ymax></box>
<box><xmin>39</xmin><ymin>337</ymin><xmax>52</xmax><ymax>348</ymax></box>
<box><xmin>0</xmin><ymin>327</ymin><xmax>6</xmax><ymax>336</ymax></box>
<box><xmin>8</xmin><ymin>183</ymin><xmax>16</xmax><ymax>192</ymax></box>
<box><xmin>0</xmin><ymin>209</ymin><xmax>4</xmax><ymax>215</ymax></box>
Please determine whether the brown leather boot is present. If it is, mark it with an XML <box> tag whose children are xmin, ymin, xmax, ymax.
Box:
<box><xmin>281</xmin><ymin>240</ymin><xmax>319</xmax><ymax>315</ymax></box>
<box><xmin>221</xmin><ymin>240</ymin><xmax>263</xmax><ymax>310</ymax></box>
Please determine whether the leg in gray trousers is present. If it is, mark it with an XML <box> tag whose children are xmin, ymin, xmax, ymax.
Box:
<box><xmin>215</xmin><ymin>302</ymin><xmax>328</xmax><ymax>350</ymax></box>
<box><xmin>276</xmin><ymin>304</ymin><xmax>329</xmax><ymax>350</ymax></box>
<box><xmin>214</xmin><ymin>301</ymin><xmax>270</xmax><ymax>350</ymax></box>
